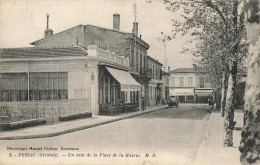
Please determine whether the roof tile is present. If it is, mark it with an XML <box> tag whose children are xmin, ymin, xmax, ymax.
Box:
<box><xmin>0</xmin><ymin>46</ymin><xmax>88</xmax><ymax>59</ymax></box>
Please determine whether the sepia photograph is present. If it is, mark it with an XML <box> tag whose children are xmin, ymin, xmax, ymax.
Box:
<box><xmin>0</xmin><ymin>0</ymin><xmax>259</xmax><ymax>165</ymax></box>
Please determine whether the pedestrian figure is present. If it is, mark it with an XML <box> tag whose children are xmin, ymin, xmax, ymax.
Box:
<box><xmin>208</xmin><ymin>97</ymin><xmax>214</xmax><ymax>111</ymax></box>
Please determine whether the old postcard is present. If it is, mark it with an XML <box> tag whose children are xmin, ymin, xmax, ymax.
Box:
<box><xmin>0</xmin><ymin>0</ymin><xmax>253</xmax><ymax>165</ymax></box>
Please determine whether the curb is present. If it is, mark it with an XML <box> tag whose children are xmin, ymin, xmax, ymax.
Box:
<box><xmin>0</xmin><ymin>106</ymin><xmax>167</xmax><ymax>140</ymax></box>
<box><xmin>194</xmin><ymin>111</ymin><xmax>215</xmax><ymax>163</ymax></box>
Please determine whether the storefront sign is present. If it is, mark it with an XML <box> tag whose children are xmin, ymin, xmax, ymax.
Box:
<box><xmin>195</xmin><ymin>89</ymin><xmax>214</xmax><ymax>94</ymax></box>
<box><xmin>169</xmin><ymin>88</ymin><xmax>194</xmax><ymax>96</ymax></box>
<box><xmin>121</xmin><ymin>84</ymin><xmax>141</xmax><ymax>91</ymax></box>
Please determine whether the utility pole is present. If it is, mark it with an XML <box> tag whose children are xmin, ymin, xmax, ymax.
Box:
<box><xmin>163</xmin><ymin>38</ymin><xmax>167</xmax><ymax>72</ymax></box>
<box><xmin>133</xmin><ymin>3</ymin><xmax>137</xmax><ymax>72</ymax></box>
<box><xmin>158</xmin><ymin>32</ymin><xmax>168</xmax><ymax>72</ymax></box>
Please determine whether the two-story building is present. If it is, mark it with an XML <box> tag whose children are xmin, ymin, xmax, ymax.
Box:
<box><xmin>146</xmin><ymin>56</ymin><xmax>163</xmax><ymax>106</ymax></box>
<box><xmin>169</xmin><ymin>64</ymin><xmax>215</xmax><ymax>103</ymax></box>
<box><xmin>29</xmin><ymin>14</ymin><xmax>150</xmax><ymax>110</ymax></box>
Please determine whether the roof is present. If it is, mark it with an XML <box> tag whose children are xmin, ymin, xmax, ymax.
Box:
<box><xmin>30</xmin><ymin>24</ymin><xmax>149</xmax><ymax>48</ymax></box>
<box><xmin>169</xmin><ymin>68</ymin><xmax>195</xmax><ymax>73</ymax></box>
<box><xmin>162</xmin><ymin>71</ymin><xmax>170</xmax><ymax>76</ymax></box>
<box><xmin>169</xmin><ymin>67</ymin><xmax>205</xmax><ymax>74</ymax></box>
<box><xmin>0</xmin><ymin>46</ymin><xmax>88</xmax><ymax>59</ymax></box>
<box><xmin>30</xmin><ymin>25</ymin><xmax>84</xmax><ymax>45</ymax></box>
<box><xmin>147</xmin><ymin>56</ymin><xmax>163</xmax><ymax>66</ymax></box>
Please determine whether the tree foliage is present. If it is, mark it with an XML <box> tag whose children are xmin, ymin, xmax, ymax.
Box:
<box><xmin>162</xmin><ymin>0</ymin><xmax>248</xmax><ymax>146</ymax></box>
<box><xmin>163</xmin><ymin>0</ymin><xmax>247</xmax><ymax>86</ymax></box>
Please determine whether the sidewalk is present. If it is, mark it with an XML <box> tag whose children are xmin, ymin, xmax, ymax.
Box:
<box><xmin>195</xmin><ymin>110</ymin><xmax>244</xmax><ymax>165</ymax></box>
<box><xmin>0</xmin><ymin>104</ymin><xmax>167</xmax><ymax>140</ymax></box>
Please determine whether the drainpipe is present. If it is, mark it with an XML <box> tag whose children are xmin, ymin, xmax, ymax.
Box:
<box><xmin>27</xmin><ymin>61</ymin><xmax>30</xmax><ymax>102</ymax></box>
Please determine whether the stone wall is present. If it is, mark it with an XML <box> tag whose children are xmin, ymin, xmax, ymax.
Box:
<box><xmin>0</xmin><ymin>99</ymin><xmax>91</xmax><ymax>124</ymax></box>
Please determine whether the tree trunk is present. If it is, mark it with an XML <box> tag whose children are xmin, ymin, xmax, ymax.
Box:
<box><xmin>221</xmin><ymin>72</ymin><xmax>228</xmax><ymax>117</ymax></box>
<box><xmin>223</xmin><ymin>65</ymin><xmax>236</xmax><ymax>147</ymax></box>
<box><xmin>239</xmin><ymin>0</ymin><xmax>260</xmax><ymax>164</ymax></box>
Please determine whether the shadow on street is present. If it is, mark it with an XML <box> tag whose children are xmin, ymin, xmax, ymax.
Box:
<box><xmin>137</xmin><ymin>104</ymin><xmax>212</xmax><ymax>120</ymax></box>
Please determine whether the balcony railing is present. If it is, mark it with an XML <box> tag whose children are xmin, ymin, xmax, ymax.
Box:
<box><xmin>129</xmin><ymin>65</ymin><xmax>152</xmax><ymax>77</ymax></box>
<box><xmin>87</xmin><ymin>45</ymin><xmax>129</xmax><ymax>67</ymax></box>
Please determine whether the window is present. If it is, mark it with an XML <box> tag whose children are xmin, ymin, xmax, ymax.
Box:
<box><xmin>188</xmin><ymin>77</ymin><xmax>193</xmax><ymax>87</ymax></box>
<box><xmin>179</xmin><ymin>77</ymin><xmax>184</xmax><ymax>87</ymax></box>
<box><xmin>200</xmin><ymin>77</ymin><xmax>205</xmax><ymax>88</ymax></box>
<box><xmin>140</xmin><ymin>53</ymin><xmax>142</xmax><ymax>67</ymax></box>
<box><xmin>110</xmin><ymin>78</ymin><xmax>114</xmax><ymax>104</ymax></box>
<box><xmin>105</xmin><ymin>76</ymin><xmax>109</xmax><ymax>103</ymax></box>
<box><xmin>99</xmin><ymin>75</ymin><xmax>103</xmax><ymax>104</ymax></box>
<box><xmin>0</xmin><ymin>72</ymin><xmax>68</xmax><ymax>102</ymax></box>
<box><xmin>153</xmin><ymin>65</ymin><xmax>155</xmax><ymax>77</ymax></box>
<box><xmin>0</xmin><ymin>73</ymin><xmax>28</xmax><ymax>101</ymax></box>
<box><xmin>29</xmin><ymin>72</ymin><xmax>68</xmax><ymax>100</ymax></box>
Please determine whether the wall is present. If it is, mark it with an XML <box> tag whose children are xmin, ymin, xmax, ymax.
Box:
<box><xmin>196</xmin><ymin>73</ymin><xmax>212</xmax><ymax>88</ymax></box>
<box><xmin>68</xmin><ymin>71</ymin><xmax>87</xmax><ymax>99</ymax></box>
<box><xmin>84</xmin><ymin>26</ymin><xmax>127</xmax><ymax>55</ymax></box>
<box><xmin>162</xmin><ymin>74</ymin><xmax>169</xmax><ymax>87</ymax></box>
<box><xmin>33</xmin><ymin>25</ymin><xmax>85</xmax><ymax>47</ymax></box>
<box><xmin>148</xmin><ymin>84</ymin><xmax>157</xmax><ymax>106</ymax></box>
<box><xmin>147</xmin><ymin>58</ymin><xmax>162</xmax><ymax>80</ymax></box>
<box><xmin>169</xmin><ymin>73</ymin><xmax>196</xmax><ymax>87</ymax></box>
<box><xmin>1</xmin><ymin>58</ymin><xmax>94</xmax><ymax>114</ymax></box>
<box><xmin>0</xmin><ymin>99</ymin><xmax>91</xmax><ymax>124</ymax></box>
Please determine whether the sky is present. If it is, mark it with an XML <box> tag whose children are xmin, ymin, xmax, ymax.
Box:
<box><xmin>0</xmin><ymin>0</ymin><xmax>197</xmax><ymax>70</ymax></box>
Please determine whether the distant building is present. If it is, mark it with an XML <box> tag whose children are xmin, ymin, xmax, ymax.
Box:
<box><xmin>146</xmin><ymin>56</ymin><xmax>163</xmax><ymax>106</ymax></box>
<box><xmin>162</xmin><ymin>71</ymin><xmax>170</xmax><ymax>104</ymax></box>
<box><xmin>169</xmin><ymin>64</ymin><xmax>215</xmax><ymax>103</ymax></box>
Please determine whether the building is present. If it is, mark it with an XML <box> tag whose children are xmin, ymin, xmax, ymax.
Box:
<box><xmin>162</xmin><ymin>70</ymin><xmax>170</xmax><ymax>104</ymax></box>
<box><xmin>30</xmin><ymin>14</ymin><xmax>150</xmax><ymax>110</ymax></box>
<box><xmin>0</xmin><ymin>13</ymin><xmax>157</xmax><ymax>121</ymax></box>
<box><xmin>0</xmin><ymin>45</ymin><xmax>141</xmax><ymax>117</ymax></box>
<box><xmin>146</xmin><ymin>56</ymin><xmax>163</xmax><ymax>106</ymax></box>
<box><xmin>169</xmin><ymin>64</ymin><xmax>215</xmax><ymax>103</ymax></box>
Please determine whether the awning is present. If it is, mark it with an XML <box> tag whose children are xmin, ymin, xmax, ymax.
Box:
<box><xmin>195</xmin><ymin>89</ymin><xmax>214</xmax><ymax>96</ymax></box>
<box><xmin>169</xmin><ymin>88</ymin><xmax>194</xmax><ymax>96</ymax></box>
<box><xmin>106</xmin><ymin>67</ymin><xmax>141</xmax><ymax>91</ymax></box>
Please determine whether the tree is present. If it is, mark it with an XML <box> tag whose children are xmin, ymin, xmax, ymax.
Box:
<box><xmin>163</xmin><ymin>0</ymin><xmax>247</xmax><ymax>146</ymax></box>
<box><xmin>239</xmin><ymin>0</ymin><xmax>260</xmax><ymax>164</ymax></box>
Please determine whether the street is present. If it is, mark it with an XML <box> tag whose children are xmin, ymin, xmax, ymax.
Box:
<box><xmin>0</xmin><ymin>104</ymin><xmax>211</xmax><ymax>165</ymax></box>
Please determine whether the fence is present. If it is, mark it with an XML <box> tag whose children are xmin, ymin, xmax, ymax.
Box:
<box><xmin>0</xmin><ymin>99</ymin><xmax>91</xmax><ymax>124</ymax></box>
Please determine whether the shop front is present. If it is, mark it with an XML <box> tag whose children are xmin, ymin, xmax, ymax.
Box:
<box><xmin>169</xmin><ymin>88</ymin><xmax>195</xmax><ymax>103</ymax></box>
<box><xmin>195</xmin><ymin>88</ymin><xmax>214</xmax><ymax>103</ymax></box>
<box><xmin>98</xmin><ymin>66</ymin><xmax>141</xmax><ymax>115</ymax></box>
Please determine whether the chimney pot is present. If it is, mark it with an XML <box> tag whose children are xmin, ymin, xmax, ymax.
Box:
<box><xmin>113</xmin><ymin>13</ymin><xmax>120</xmax><ymax>31</ymax></box>
<box><xmin>46</xmin><ymin>14</ymin><xmax>49</xmax><ymax>30</ymax></box>
<box><xmin>44</xmin><ymin>14</ymin><xmax>53</xmax><ymax>38</ymax></box>
<box><xmin>133</xmin><ymin>22</ymin><xmax>138</xmax><ymax>36</ymax></box>
<box><xmin>193</xmin><ymin>64</ymin><xmax>197</xmax><ymax>70</ymax></box>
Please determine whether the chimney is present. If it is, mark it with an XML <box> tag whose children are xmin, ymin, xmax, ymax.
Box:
<box><xmin>133</xmin><ymin>22</ymin><xmax>138</xmax><ymax>36</ymax></box>
<box><xmin>44</xmin><ymin>14</ymin><xmax>53</xmax><ymax>38</ymax></box>
<box><xmin>140</xmin><ymin>35</ymin><xmax>142</xmax><ymax>39</ymax></box>
<box><xmin>168</xmin><ymin>66</ymin><xmax>170</xmax><ymax>72</ymax></box>
<box><xmin>192</xmin><ymin>64</ymin><xmax>197</xmax><ymax>70</ymax></box>
<box><xmin>113</xmin><ymin>14</ymin><xmax>120</xmax><ymax>31</ymax></box>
